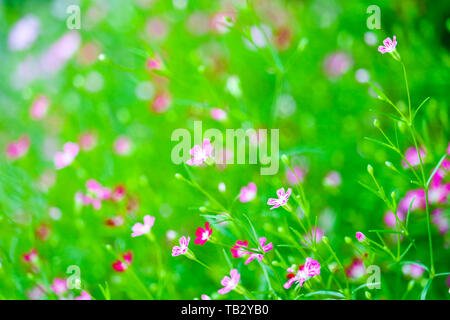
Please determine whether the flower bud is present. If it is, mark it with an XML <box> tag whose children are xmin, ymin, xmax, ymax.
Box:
<box><xmin>367</xmin><ymin>164</ymin><xmax>374</xmax><ymax>175</ymax></box>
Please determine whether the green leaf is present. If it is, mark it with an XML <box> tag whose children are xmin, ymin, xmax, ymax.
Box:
<box><xmin>352</xmin><ymin>282</ymin><xmax>381</xmax><ymax>294</ymax></box>
<box><xmin>420</xmin><ymin>278</ymin><xmax>432</xmax><ymax>300</ymax></box>
<box><xmin>304</xmin><ymin>291</ymin><xmax>346</xmax><ymax>299</ymax></box>
<box><xmin>426</xmin><ymin>154</ymin><xmax>447</xmax><ymax>187</ymax></box>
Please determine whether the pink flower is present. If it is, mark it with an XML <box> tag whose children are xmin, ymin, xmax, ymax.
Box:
<box><xmin>402</xmin><ymin>262</ymin><xmax>425</xmax><ymax>279</ymax></box>
<box><xmin>378</xmin><ymin>36</ymin><xmax>397</xmax><ymax>54</ymax></box>
<box><xmin>105</xmin><ymin>216</ymin><xmax>125</xmax><ymax>227</ymax></box>
<box><xmin>355</xmin><ymin>232</ymin><xmax>366</xmax><ymax>242</ymax></box>
<box><xmin>430</xmin><ymin>159</ymin><xmax>449</xmax><ymax>187</ymax></box>
<box><xmin>432</xmin><ymin>209</ymin><xmax>448</xmax><ymax>235</ymax></box>
<box><xmin>398</xmin><ymin>189</ymin><xmax>426</xmax><ymax>213</ymax></box>
<box><xmin>346</xmin><ymin>258</ymin><xmax>366</xmax><ymax>280</ymax></box>
<box><xmin>111</xmin><ymin>185</ymin><xmax>126</xmax><ymax>202</ymax></box>
<box><xmin>86</xmin><ymin>179</ymin><xmax>111</xmax><ymax>200</ymax></box>
<box><xmin>6</xmin><ymin>135</ymin><xmax>30</xmax><ymax>160</ymax></box>
<box><xmin>239</xmin><ymin>182</ymin><xmax>257</xmax><ymax>203</ymax></box>
<box><xmin>113</xmin><ymin>136</ymin><xmax>132</xmax><ymax>156</ymax></box>
<box><xmin>151</xmin><ymin>92</ymin><xmax>171</xmax><ymax>113</ymax></box>
<box><xmin>40</xmin><ymin>31</ymin><xmax>81</xmax><ymax>75</ymax></box>
<box><xmin>54</xmin><ymin>142</ymin><xmax>79</xmax><ymax>170</ymax></box>
<box><xmin>402</xmin><ymin>147</ymin><xmax>426</xmax><ymax>168</ymax></box>
<box><xmin>201</xmin><ymin>294</ymin><xmax>211</xmax><ymax>300</ymax></box>
<box><xmin>146</xmin><ymin>56</ymin><xmax>162</xmax><ymax>70</ymax></box>
<box><xmin>22</xmin><ymin>248</ymin><xmax>38</xmax><ymax>263</ymax></box>
<box><xmin>112</xmin><ymin>251</ymin><xmax>133</xmax><ymax>272</ymax></box>
<box><xmin>131</xmin><ymin>215</ymin><xmax>155</xmax><ymax>237</ymax></box>
<box><xmin>78</xmin><ymin>131</ymin><xmax>97</xmax><ymax>151</ymax></box>
<box><xmin>383</xmin><ymin>211</ymin><xmax>406</xmax><ymax>228</ymax></box>
<box><xmin>51</xmin><ymin>278</ymin><xmax>67</xmax><ymax>296</ymax></box>
<box><xmin>172</xmin><ymin>236</ymin><xmax>190</xmax><ymax>256</ymax></box>
<box><xmin>428</xmin><ymin>183</ymin><xmax>450</xmax><ymax>205</ymax></box>
<box><xmin>267</xmin><ymin>187</ymin><xmax>292</xmax><ymax>210</ymax></box>
<box><xmin>218</xmin><ymin>269</ymin><xmax>240</xmax><ymax>295</ymax></box>
<box><xmin>194</xmin><ymin>222</ymin><xmax>213</xmax><ymax>245</ymax></box>
<box><xmin>302</xmin><ymin>227</ymin><xmax>324</xmax><ymax>245</ymax></box>
<box><xmin>286</xmin><ymin>167</ymin><xmax>305</xmax><ymax>185</ymax></box>
<box><xmin>231</xmin><ymin>240</ymin><xmax>249</xmax><ymax>258</ymax></box>
<box><xmin>186</xmin><ymin>139</ymin><xmax>214</xmax><ymax>166</ymax></box>
<box><xmin>284</xmin><ymin>258</ymin><xmax>321</xmax><ymax>289</ymax></box>
<box><xmin>323</xmin><ymin>51</ymin><xmax>353</xmax><ymax>78</ymax></box>
<box><xmin>211</xmin><ymin>108</ymin><xmax>227</xmax><ymax>121</ymax></box>
<box><xmin>323</xmin><ymin>171</ymin><xmax>342</xmax><ymax>187</ymax></box>
<box><xmin>30</xmin><ymin>95</ymin><xmax>50</xmax><ymax>120</ymax></box>
<box><xmin>244</xmin><ymin>237</ymin><xmax>273</xmax><ymax>265</ymax></box>
<box><xmin>75</xmin><ymin>290</ymin><xmax>92</xmax><ymax>300</ymax></box>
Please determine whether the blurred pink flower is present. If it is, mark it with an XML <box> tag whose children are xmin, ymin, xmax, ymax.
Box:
<box><xmin>75</xmin><ymin>290</ymin><xmax>92</xmax><ymax>300</ymax></box>
<box><xmin>286</xmin><ymin>166</ymin><xmax>305</xmax><ymax>185</ymax></box>
<box><xmin>186</xmin><ymin>139</ymin><xmax>214</xmax><ymax>166</ymax></box>
<box><xmin>218</xmin><ymin>269</ymin><xmax>240</xmax><ymax>295</ymax></box>
<box><xmin>113</xmin><ymin>136</ymin><xmax>132</xmax><ymax>156</ymax></box>
<box><xmin>384</xmin><ymin>210</ymin><xmax>406</xmax><ymax>228</ymax></box>
<box><xmin>145</xmin><ymin>17</ymin><xmax>169</xmax><ymax>42</ymax></box>
<box><xmin>323</xmin><ymin>51</ymin><xmax>353</xmax><ymax>78</ymax></box>
<box><xmin>302</xmin><ymin>227</ymin><xmax>324</xmax><ymax>245</ymax></box>
<box><xmin>51</xmin><ymin>278</ymin><xmax>67</xmax><ymax>296</ymax></box>
<box><xmin>378</xmin><ymin>36</ymin><xmax>397</xmax><ymax>54</ymax></box>
<box><xmin>428</xmin><ymin>183</ymin><xmax>450</xmax><ymax>205</ymax></box>
<box><xmin>402</xmin><ymin>147</ymin><xmax>426</xmax><ymax>169</ymax></box>
<box><xmin>346</xmin><ymin>258</ymin><xmax>366</xmax><ymax>280</ymax></box>
<box><xmin>172</xmin><ymin>236</ymin><xmax>190</xmax><ymax>256</ymax></box>
<box><xmin>112</xmin><ymin>251</ymin><xmax>133</xmax><ymax>272</ymax></box>
<box><xmin>239</xmin><ymin>182</ymin><xmax>257</xmax><ymax>203</ymax></box>
<box><xmin>8</xmin><ymin>14</ymin><xmax>40</xmax><ymax>51</ymax></box>
<box><xmin>78</xmin><ymin>131</ymin><xmax>98</xmax><ymax>151</ymax></box>
<box><xmin>402</xmin><ymin>262</ymin><xmax>425</xmax><ymax>279</ymax></box>
<box><xmin>267</xmin><ymin>187</ymin><xmax>292</xmax><ymax>210</ymax></box>
<box><xmin>398</xmin><ymin>189</ymin><xmax>426</xmax><ymax>213</ymax></box>
<box><xmin>211</xmin><ymin>108</ymin><xmax>227</xmax><ymax>121</ymax></box>
<box><xmin>194</xmin><ymin>222</ymin><xmax>213</xmax><ymax>245</ymax></box>
<box><xmin>146</xmin><ymin>56</ymin><xmax>162</xmax><ymax>70</ymax></box>
<box><xmin>284</xmin><ymin>257</ymin><xmax>321</xmax><ymax>289</ymax></box>
<box><xmin>432</xmin><ymin>209</ymin><xmax>449</xmax><ymax>235</ymax></box>
<box><xmin>244</xmin><ymin>237</ymin><xmax>273</xmax><ymax>265</ymax></box>
<box><xmin>210</xmin><ymin>12</ymin><xmax>235</xmax><ymax>34</ymax></box>
<box><xmin>231</xmin><ymin>240</ymin><xmax>249</xmax><ymax>258</ymax></box>
<box><xmin>105</xmin><ymin>216</ymin><xmax>125</xmax><ymax>227</ymax></box>
<box><xmin>6</xmin><ymin>135</ymin><xmax>30</xmax><ymax>160</ymax></box>
<box><xmin>30</xmin><ymin>95</ymin><xmax>50</xmax><ymax>120</ymax></box>
<box><xmin>22</xmin><ymin>248</ymin><xmax>38</xmax><ymax>263</ymax></box>
<box><xmin>151</xmin><ymin>92</ymin><xmax>171</xmax><ymax>113</ymax></box>
<box><xmin>323</xmin><ymin>171</ymin><xmax>342</xmax><ymax>187</ymax></box>
<box><xmin>54</xmin><ymin>142</ymin><xmax>79</xmax><ymax>170</ymax></box>
<box><xmin>131</xmin><ymin>215</ymin><xmax>155</xmax><ymax>238</ymax></box>
<box><xmin>40</xmin><ymin>31</ymin><xmax>81</xmax><ymax>74</ymax></box>
<box><xmin>201</xmin><ymin>294</ymin><xmax>211</xmax><ymax>300</ymax></box>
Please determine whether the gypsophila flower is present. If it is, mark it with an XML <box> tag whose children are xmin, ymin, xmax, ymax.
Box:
<box><xmin>172</xmin><ymin>236</ymin><xmax>190</xmax><ymax>256</ymax></box>
<box><xmin>218</xmin><ymin>269</ymin><xmax>240</xmax><ymax>295</ymax></box>
<box><xmin>267</xmin><ymin>187</ymin><xmax>292</xmax><ymax>210</ymax></box>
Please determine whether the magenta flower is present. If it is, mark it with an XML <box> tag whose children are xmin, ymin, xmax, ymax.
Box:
<box><xmin>22</xmin><ymin>248</ymin><xmax>38</xmax><ymax>264</ymax></box>
<box><xmin>201</xmin><ymin>294</ymin><xmax>211</xmax><ymax>300</ymax></box>
<box><xmin>186</xmin><ymin>139</ymin><xmax>214</xmax><ymax>166</ymax></box>
<box><xmin>114</xmin><ymin>136</ymin><xmax>132</xmax><ymax>156</ymax></box>
<box><xmin>231</xmin><ymin>240</ymin><xmax>249</xmax><ymax>258</ymax></box>
<box><xmin>355</xmin><ymin>232</ymin><xmax>366</xmax><ymax>242</ymax></box>
<box><xmin>239</xmin><ymin>182</ymin><xmax>257</xmax><ymax>203</ymax></box>
<box><xmin>244</xmin><ymin>237</ymin><xmax>273</xmax><ymax>265</ymax></box>
<box><xmin>402</xmin><ymin>146</ymin><xmax>426</xmax><ymax>168</ymax></box>
<box><xmin>284</xmin><ymin>258</ymin><xmax>321</xmax><ymax>289</ymax></box>
<box><xmin>346</xmin><ymin>258</ymin><xmax>366</xmax><ymax>280</ymax></box>
<box><xmin>172</xmin><ymin>236</ymin><xmax>190</xmax><ymax>256</ymax></box>
<box><xmin>286</xmin><ymin>166</ymin><xmax>305</xmax><ymax>185</ymax></box>
<box><xmin>54</xmin><ymin>142</ymin><xmax>79</xmax><ymax>170</ymax></box>
<box><xmin>378</xmin><ymin>36</ymin><xmax>397</xmax><ymax>54</ymax></box>
<box><xmin>428</xmin><ymin>183</ymin><xmax>450</xmax><ymax>205</ymax></box>
<box><xmin>194</xmin><ymin>222</ymin><xmax>213</xmax><ymax>245</ymax></box>
<box><xmin>218</xmin><ymin>269</ymin><xmax>240</xmax><ymax>295</ymax></box>
<box><xmin>432</xmin><ymin>209</ymin><xmax>448</xmax><ymax>235</ymax></box>
<box><xmin>151</xmin><ymin>91</ymin><xmax>171</xmax><ymax>113</ymax></box>
<box><xmin>131</xmin><ymin>215</ymin><xmax>155</xmax><ymax>238</ymax></box>
<box><xmin>267</xmin><ymin>187</ymin><xmax>292</xmax><ymax>210</ymax></box>
<box><xmin>112</xmin><ymin>251</ymin><xmax>133</xmax><ymax>272</ymax></box>
<box><xmin>402</xmin><ymin>262</ymin><xmax>425</xmax><ymax>279</ymax></box>
<box><xmin>51</xmin><ymin>278</ymin><xmax>67</xmax><ymax>296</ymax></box>
<box><xmin>211</xmin><ymin>108</ymin><xmax>227</xmax><ymax>121</ymax></box>
<box><xmin>5</xmin><ymin>135</ymin><xmax>30</xmax><ymax>160</ymax></box>
<box><xmin>384</xmin><ymin>210</ymin><xmax>406</xmax><ymax>228</ymax></box>
<box><xmin>398</xmin><ymin>189</ymin><xmax>426</xmax><ymax>213</ymax></box>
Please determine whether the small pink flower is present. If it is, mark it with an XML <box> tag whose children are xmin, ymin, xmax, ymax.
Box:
<box><xmin>430</xmin><ymin>159</ymin><xmax>449</xmax><ymax>187</ymax></box>
<box><xmin>231</xmin><ymin>240</ymin><xmax>249</xmax><ymax>258</ymax></box>
<box><xmin>30</xmin><ymin>95</ymin><xmax>50</xmax><ymax>120</ymax></box>
<box><xmin>302</xmin><ymin>227</ymin><xmax>324</xmax><ymax>245</ymax></box>
<box><xmin>402</xmin><ymin>262</ymin><xmax>425</xmax><ymax>279</ymax></box>
<box><xmin>286</xmin><ymin>167</ymin><xmax>305</xmax><ymax>185</ymax></box>
<box><xmin>398</xmin><ymin>189</ymin><xmax>426</xmax><ymax>213</ymax></box>
<box><xmin>112</xmin><ymin>251</ymin><xmax>133</xmax><ymax>272</ymax></box>
<box><xmin>51</xmin><ymin>278</ymin><xmax>67</xmax><ymax>295</ymax></box>
<box><xmin>113</xmin><ymin>136</ymin><xmax>132</xmax><ymax>156</ymax></box>
<box><xmin>239</xmin><ymin>182</ymin><xmax>257</xmax><ymax>203</ymax></box>
<box><xmin>355</xmin><ymin>232</ymin><xmax>366</xmax><ymax>242</ymax></box>
<box><xmin>402</xmin><ymin>147</ymin><xmax>426</xmax><ymax>168</ymax></box>
<box><xmin>267</xmin><ymin>187</ymin><xmax>292</xmax><ymax>210</ymax></box>
<box><xmin>383</xmin><ymin>210</ymin><xmax>406</xmax><ymax>228</ymax></box>
<box><xmin>131</xmin><ymin>215</ymin><xmax>155</xmax><ymax>237</ymax></box>
<box><xmin>151</xmin><ymin>92</ymin><xmax>171</xmax><ymax>113</ymax></box>
<box><xmin>194</xmin><ymin>222</ymin><xmax>213</xmax><ymax>245</ymax></box>
<box><xmin>218</xmin><ymin>269</ymin><xmax>240</xmax><ymax>295</ymax></box>
<box><xmin>105</xmin><ymin>216</ymin><xmax>125</xmax><ymax>227</ymax></box>
<box><xmin>284</xmin><ymin>258</ymin><xmax>321</xmax><ymax>289</ymax></box>
<box><xmin>211</xmin><ymin>108</ymin><xmax>227</xmax><ymax>121</ymax></box>
<box><xmin>6</xmin><ymin>135</ymin><xmax>30</xmax><ymax>160</ymax></box>
<box><xmin>75</xmin><ymin>290</ymin><xmax>92</xmax><ymax>300</ymax></box>
<box><xmin>201</xmin><ymin>294</ymin><xmax>211</xmax><ymax>300</ymax></box>
<box><xmin>428</xmin><ymin>183</ymin><xmax>450</xmax><ymax>205</ymax></box>
<box><xmin>323</xmin><ymin>51</ymin><xmax>353</xmax><ymax>78</ymax></box>
<box><xmin>346</xmin><ymin>259</ymin><xmax>366</xmax><ymax>280</ymax></box>
<box><xmin>186</xmin><ymin>139</ymin><xmax>214</xmax><ymax>166</ymax></box>
<box><xmin>378</xmin><ymin>36</ymin><xmax>397</xmax><ymax>54</ymax></box>
<box><xmin>22</xmin><ymin>248</ymin><xmax>38</xmax><ymax>263</ymax></box>
<box><xmin>432</xmin><ymin>209</ymin><xmax>448</xmax><ymax>235</ymax></box>
<box><xmin>146</xmin><ymin>56</ymin><xmax>162</xmax><ymax>70</ymax></box>
<box><xmin>78</xmin><ymin>131</ymin><xmax>97</xmax><ymax>151</ymax></box>
<box><xmin>323</xmin><ymin>171</ymin><xmax>342</xmax><ymax>187</ymax></box>
<box><xmin>111</xmin><ymin>185</ymin><xmax>126</xmax><ymax>202</ymax></box>
<box><xmin>172</xmin><ymin>236</ymin><xmax>190</xmax><ymax>256</ymax></box>
<box><xmin>244</xmin><ymin>237</ymin><xmax>273</xmax><ymax>265</ymax></box>
<box><xmin>54</xmin><ymin>142</ymin><xmax>79</xmax><ymax>170</ymax></box>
